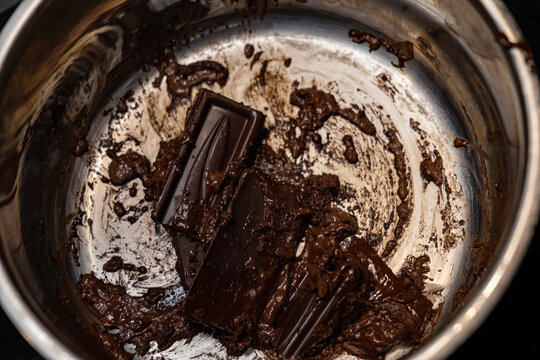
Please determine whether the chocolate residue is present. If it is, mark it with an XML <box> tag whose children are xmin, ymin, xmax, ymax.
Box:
<box><xmin>342</xmin><ymin>135</ymin><xmax>359</xmax><ymax>163</ymax></box>
<box><xmin>250</xmin><ymin>50</ymin><xmax>263</xmax><ymax>70</ymax></box>
<box><xmin>495</xmin><ymin>31</ymin><xmax>536</xmax><ymax>69</ymax></box>
<box><xmin>286</xmin><ymin>86</ymin><xmax>375</xmax><ymax>158</ymax></box>
<box><xmin>420</xmin><ymin>153</ymin><xmax>444</xmax><ymax>187</ymax></box>
<box><xmin>453</xmin><ymin>137</ymin><xmax>470</xmax><ymax>149</ymax></box>
<box><xmin>128</xmin><ymin>183</ymin><xmax>138</xmax><ymax>197</ymax></box>
<box><xmin>258</xmin><ymin>59</ymin><xmax>270</xmax><ymax>87</ymax></box>
<box><xmin>154</xmin><ymin>55</ymin><xmax>229</xmax><ymax>108</ymax></box>
<box><xmin>78</xmin><ymin>274</ymin><xmax>200</xmax><ymax>360</ymax></box>
<box><xmin>382</xmin><ymin>127</ymin><xmax>412</xmax><ymax>256</ymax></box>
<box><xmin>349</xmin><ymin>29</ymin><xmax>414</xmax><ymax>68</ymax></box>
<box><xmin>284</xmin><ymin>57</ymin><xmax>291</xmax><ymax>68</ymax></box>
<box><xmin>103</xmin><ymin>255</ymin><xmax>124</xmax><ymax>272</ymax></box>
<box><xmin>116</xmin><ymin>89</ymin><xmax>135</xmax><ymax>114</ymax></box>
<box><xmin>103</xmin><ymin>256</ymin><xmax>148</xmax><ymax>273</ymax></box>
<box><xmin>66</xmin><ymin>210</ymin><xmax>85</xmax><ymax>266</ymax></box>
<box><xmin>113</xmin><ymin>202</ymin><xmax>127</xmax><ymax>218</ymax></box>
<box><xmin>69</xmin><ymin>136</ymin><xmax>89</xmax><ymax>156</ymax></box>
<box><xmin>205</xmin><ymin>170</ymin><xmax>226</xmax><ymax>194</ymax></box>
<box><xmin>244</xmin><ymin>43</ymin><xmax>255</xmax><ymax>58</ymax></box>
<box><xmin>108</xmin><ymin>150</ymin><xmax>151</xmax><ymax>187</ymax></box>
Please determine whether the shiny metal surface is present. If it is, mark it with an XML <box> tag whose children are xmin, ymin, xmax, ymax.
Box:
<box><xmin>0</xmin><ymin>0</ymin><xmax>538</xmax><ymax>359</ymax></box>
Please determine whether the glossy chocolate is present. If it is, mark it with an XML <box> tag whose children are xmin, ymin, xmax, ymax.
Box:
<box><xmin>155</xmin><ymin>89</ymin><xmax>264</xmax><ymax>288</ymax></box>
<box><xmin>183</xmin><ymin>169</ymin><xmax>307</xmax><ymax>343</ymax></box>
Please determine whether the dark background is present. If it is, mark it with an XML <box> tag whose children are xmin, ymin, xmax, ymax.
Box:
<box><xmin>0</xmin><ymin>1</ymin><xmax>538</xmax><ymax>359</ymax></box>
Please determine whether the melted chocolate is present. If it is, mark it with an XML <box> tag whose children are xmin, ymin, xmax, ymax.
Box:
<box><xmin>113</xmin><ymin>202</ymin><xmax>127</xmax><ymax>217</ymax></box>
<box><xmin>108</xmin><ymin>150</ymin><xmax>151</xmax><ymax>187</ymax></box>
<box><xmin>69</xmin><ymin>136</ymin><xmax>89</xmax><ymax>156</ymax></box>
<box><xmin>78</xmin><ymin>274</ymin><xmax>200</xmax><ymax>360</ymax></box>
<box><xmin>244</xmin><ymin>43</ymin><xmax>255</xmax><ymax>58</ymax></box>
<box><xmin>79</xmin><ymin>162</ymin><xmax>431</xmax><ymax>359</ymax></box>
<box><xmin>154</xmin><ymin>56</ymin><xmax>229</xmax><ymax>108</ymax></box>
<box><xmin>343</xmin><ymin>135</ymin><xmax>359</xmax><ymax>163</ymax></box>
<box><xmin>420</xmin><ymin>153</ymin><xmax>444</xmax><ymax>186</ymax></box>
<box><xmin>74</xmin><ymin>8</ymin><xmax>433</xmax><ymax>357</ymax></box>
<box><xmin>286</xmin><ymin>86</ymin><xmax>375</xmax><ymax>158</ymax></box>
<box><xmin>348</xmin><ymin>29</ymin><xmax>414</xmax><ymax>68</ymax></box>
<box><xmin>495</xmin><ymin>31</ymin><xmax>536</xmax><ymax>70</ymax></box>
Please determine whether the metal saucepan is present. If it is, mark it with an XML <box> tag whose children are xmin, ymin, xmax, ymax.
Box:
<box><xmin>0</xmin><ymin>0</ymin><xmax>538</xmax><ymax>359</ymax></box>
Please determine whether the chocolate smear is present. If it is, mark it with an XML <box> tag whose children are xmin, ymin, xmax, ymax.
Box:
<box><xmin>495</xmin><ymin>31</ymin><xmax>536</xmax><ymax>70</ymax></box>
<box><xmin>349</xmin><ymin>29</ymin><xmax>414</xmax><ymax>68</ymax></box>
<box><xmin>77</xmin><ymin>274</ymin><xmax>200</xmax><ymax>360</ymax></box>
<box><xmin>153</xmin><ymin>89</ymin><xmax>264</xmax><ymax>288</ymax></box>
<box><xmin>153</xmin><ymin>55</ymin><xmax>229</xmax><ymax>108</ymax></box>
<box><xmin>420</xmin><ymin>153</ymin><xmax>444</xmax><ymax>187</ymax></box>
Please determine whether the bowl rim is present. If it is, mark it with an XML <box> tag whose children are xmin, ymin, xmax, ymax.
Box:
<box><xmin>410</xmin><ymin>0</ymin><xmax>540</xmax><ymax>358</ymax></box>
<box><xmin>0</xmin><ymin>1</ymin><xmax>538</xmax><ymax>360</ymax></box>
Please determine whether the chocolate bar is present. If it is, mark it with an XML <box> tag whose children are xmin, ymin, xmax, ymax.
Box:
<box><xmin>155</xmin><ymin>89</ymin><xmax>264</xmax><ymax>288</ymax></box>
<box><xmin>272</xmin><ymin>238</ymin><xmax>363</xmax><ymax>358</ymax></box>
<box><xmin>183</xmin><ymin>169</ymin><xmax>307</xmax><ymax>339</ymax></box>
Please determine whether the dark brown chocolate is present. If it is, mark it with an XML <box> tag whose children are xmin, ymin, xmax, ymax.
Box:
<box><xmin>183</xmin><ymin>169</ymin><xmax>308</xmax><ymax>349</ymax></box>
<box><xmin>420</xmin><ymin>153</ymin><xmax>444</xmax><ymax>186</ymax></box>
<box><xmin>343</xmin><ymin>134</ymin><xmax>359</xmax><ymax>163</ymax></box>
<box><xmin>286</xmin><ymin>86</ymin><xmax>376</xmax><ymax>158</ymax></box>
<box><xmin>78</xmin><ymin>274</ymin><xmax>200</xmax><ymax>360</ymax></box>
<box><xmin>244</xmin><ymin>43</ymin><xmax>255</xmax><ymax>58</ymax></box>
<box><xmin>348</xmin><ymin>29</ymin><xmax>414</xmax><ymax>68</ymax></box>
<box><xmin>154</xmin><ymin>57</ymin><xmax>229</xmax><ymax>108</ymax></box>
<box><xmin>155</xmin><ymin>89</ymin><xmax>264</xmax><ymax>288</ymax></box>
<box><xmin>108</xmin><ymin>150</ymin><xmax>151</xmax><ymax>187</ymax></box>
<box><xmin>495</xmin><ymin>31</ymin><xmax>536</xmax><ymax>69</ymax></box>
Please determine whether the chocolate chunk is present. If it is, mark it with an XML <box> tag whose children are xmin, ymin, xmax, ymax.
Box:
<box><xmin>266</xmin><ymin>207</ymin><xmax>359</xmax><ymax>358</ymax></box>
<box><xmin>155</xmin><ymin>89</ymin><xmax>264</xmax><ymax>288</ymax></box>
<box><xmin>183</xmin><ymin>169</ymin><xmax>308</xmax><ymax>344</ymax></box>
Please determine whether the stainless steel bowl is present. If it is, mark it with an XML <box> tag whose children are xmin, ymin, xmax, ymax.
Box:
<box><xmin>0</xmin><ymin>0</ymin><xmax>538</xmax><ymax>359</ymax></box>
